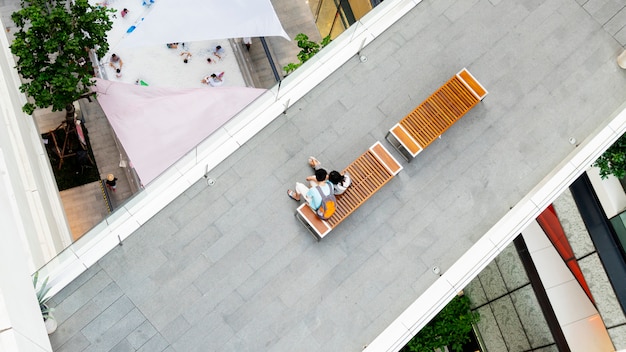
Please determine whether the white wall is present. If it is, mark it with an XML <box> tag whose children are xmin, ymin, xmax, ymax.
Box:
<box><xmin>522</xmin><ymin>221</ymin><xmax>615</xmax><ymax>352</ymax></box>
<box><xmin>0</xmin><ymin>16</ymin><xmax>73</xmax><ymax>272</ymax></box>
<box><xmin>0</xmin><ymin>150</ymin><xmax>53</xmax><ymax>352</ymax></box>
<box><xmin>587</xmin><ymin>166</ymin><xmax>626</xmax><ymax>219</ymax></box>
<box><xmin>0</xmin><ymin>16</ymin><xmax>70</xmax><ymax>351</ymax></box>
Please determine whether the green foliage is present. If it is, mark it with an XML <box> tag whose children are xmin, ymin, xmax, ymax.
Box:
<box><xmin>283</xmin><ymin>33</ymin><xmax>331</xmax><ymax>74</ymax></box>
<box><xmin>10</xmin><ymin>0</ymin><xmax>113</xmax><ymax>115</ymax></box>
<box><xmin>402</xmin><ymin>295</ymin><xmax>479</xmax><ymax>352</ymax></box>
<box><xmin>33</xmin><ymin>272</ymin><xmax>53</xmax><ymax>320</ymax></box>
<box><xmin>594</xmin><ymin>133</ymin><xmax>626</xmax><ymax>179</ymax></box>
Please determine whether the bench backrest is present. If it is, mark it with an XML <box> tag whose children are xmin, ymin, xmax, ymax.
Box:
<box><xmin>296</xmin><ymin>142</ymin><xmax>402</xmax><ymax>240</ymax></box>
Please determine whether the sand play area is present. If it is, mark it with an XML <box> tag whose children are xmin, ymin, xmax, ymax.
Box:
<box><xmin>94</xmin><ymin>0</ymin><xmax>246</xmax><ymax>89</ymax></box>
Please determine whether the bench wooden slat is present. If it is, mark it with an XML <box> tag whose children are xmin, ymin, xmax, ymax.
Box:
<box><xmin>387</xmin><ymin>68</ymin><xmax>487</xmax><ymax>161</ymax></box>
<box><xmin>388</xmin><ymin>124</ymin><xmax>422</xmax><ymax>157</ymax></box>
<box><xmin>370</xmin><ymin>142</ymin><xmax>402</xmax><ymax>175</ymax></box>
<box><xmin>457</xmin><ymin>68</ymin><xmax>488</xmax><ymax>100</ymax></box>
<box><xmin>296</xmin><ymin>141</ymin><xmax>402</xmax><ymax>240</ymax></box>
<box><xmin>296</xmin><ymin>204</ymin><xmax>332</xmax><ymax>237</ymax></box>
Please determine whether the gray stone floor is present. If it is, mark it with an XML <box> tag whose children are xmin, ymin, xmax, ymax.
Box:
<box><xmin>48</xmin><ymin>0</ymin><xmax>626</xmax><ymax>351</ymax></box>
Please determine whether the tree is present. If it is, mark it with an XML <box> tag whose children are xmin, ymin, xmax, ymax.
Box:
<box><xmin>594</xmin><ymin>133</ymin><xmax>626</xmax><ymax>179</ymax></box>
<box><xmin>283</xmin><ymin>33</ymin><xmax>331</xmax><ymax>74</ymax></box>
<box><xmin>402</xmin><ymin>295</ymin><xmax>479</xmax><ymax>352</ymax></box>
<box><xmin>10</xmin><ymin>0</ymin><xmax>113</xmax><ymax>116</ymax></box>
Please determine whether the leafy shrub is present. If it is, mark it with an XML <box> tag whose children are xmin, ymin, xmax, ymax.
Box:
<box><xmin>594</xmin><ymin>133</ymin><xmax>626</xmax><ymax>179</ymax></box>
<box><xmin>402</xmin><ymin>295</ymin><xmax>479</xmax><ymax>352</ymax></box>
<box><xmin>283</xmin><ymin>33</ymin><xmax>331</xmax><ymax>74</ymax></box>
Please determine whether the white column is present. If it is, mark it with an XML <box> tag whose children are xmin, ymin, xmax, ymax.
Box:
<box><xmin>0</xmin><ymin>16</ymin><xmax>73</xmax><ymax>270</ymax></box>
<box><xmin>0</xmin><ymin>150</ymin><xmax>53</xmax><ymax>352</ymax></box>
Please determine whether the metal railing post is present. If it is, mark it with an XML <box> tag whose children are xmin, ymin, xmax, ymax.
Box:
<box><xmin>260</xmin><ymin>37</ymin><xmax>281</xmax><ymax>83</ymax></box>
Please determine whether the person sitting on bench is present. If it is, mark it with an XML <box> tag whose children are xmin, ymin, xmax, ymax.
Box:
<box><xmin>287</xmin><ymin>168</ymin><xmax>332</xmax><ymax>211</ymax></box>
<box><xmin>329</xmin><ymin>170</ymin><xmax>351</xmax><ymax>195</ymax></box>
<box><xmin>308</xmin><ymin>156</ymin><xmax>351</xmax><ymax>195</ymax></box>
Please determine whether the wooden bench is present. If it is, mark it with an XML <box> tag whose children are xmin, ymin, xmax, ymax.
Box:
<box><xmin>386</xmin><ymin>68</ymin><xmax>488</xmax><ymax>161</ymax></box>
<box><xmin>296</xmin><ymin>141</ymin><xmax>402</xmax><ymax>240</ymax></box>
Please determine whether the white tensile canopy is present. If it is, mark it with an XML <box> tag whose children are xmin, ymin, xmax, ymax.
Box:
<box><xmin>120</xmin><ymin>0</ymin><xmax>290</xmax><ymax>48</ymax></box>
<box><xmin>93</xmin><ymin>79</ymin><xmax>265</xmax><ymax>185</ymax></box>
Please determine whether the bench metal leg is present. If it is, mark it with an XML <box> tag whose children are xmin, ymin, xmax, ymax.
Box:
<box><xmin>294</xmin><ymin>212</ymin><xmax>321</xmax><ymax>241</ymax></box>
<box><xmin>385</xmin><ymin>131</ymin><xmax>412</xmax><ymax>162</ymax></box>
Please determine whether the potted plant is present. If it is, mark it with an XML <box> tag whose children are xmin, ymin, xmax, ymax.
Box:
<box><xmin>33</xmin><ymin>272</ymin><xmax>57</xmax><ymax>334</ymax></box>
<box><xmin>618</xmin><ymin>49</ymin><xmax>626</xmax><ymax>69</ymax></box>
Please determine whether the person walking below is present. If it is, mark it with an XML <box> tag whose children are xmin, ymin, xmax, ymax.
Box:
<box><xmin>105</xmin><ymin>174</ymin><xmax>118</xmax><ymax>192</ymax></box>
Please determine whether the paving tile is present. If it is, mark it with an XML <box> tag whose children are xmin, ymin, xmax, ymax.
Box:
<box><xmin>224</xmin><ymin>290</ymin><xmax>281</xmax><ymax>333</ymax></box>
<box><xmin>159</xmin><ymin>315</ymin><xmax>191</xmax><ymax>345</ymax></box>
<box><xmin>91</xmin><ymin>281</ymin><xmax>125</xmax><ymax>310</ymax></box>
<box><xmin>82</xmin><ymin>308</ymin><xmax>146</xmax><ymax>352</ymax></box>
<box><xmin>158</xmin><ymin>221</ymin><xmax>219</xmax><ymax>261</ymax></box>
<box><xmin>172</xmin><ymin>311</ymin><xmax>235</xmax><ymax>352</ymax></box>
<box><xmin>122</xmin><ymin>215</ymin><xmax>180</xmax><ymax>250</ymax></box>
<box><xmin>168</xmin><ymin>192</ymin><xmax>224</xmax><ymax>230</ymax></box>
<box><xmin>269</xmin><ymin>320</ymin><xmax>322</xmax><ymax>352</ymax></box>
<box><xmin>50</xmin><ymin>285</ymin><xmax>121</xmax><ymax>350</ymax></box>
<box><xmin>54</xmin><ymin>331</ymin><xmax>91</xmax><ymax>352</ymax></box>
<box><xmin>136</xmin><ymin>333</ymin><xmax>170</xmax><ymax>352</ymax></box>
<box><xmin>614</xmin><ymin>23</ymin><xmax>626</xmax><ymax>45</ymax></box>
<box><xmin>52</xmin><ymin>269</ymin><xmax>113</xmax><ymax>324</ymax></box>
<box><xmin>179</xmin><ymin>293</ymin><xmax>221</xmax><ymax>328</ymax></box>
<box><xmin>98</xmin><ymin>245</ymin><xmax>168</xmax><ymax>296</ymax></box>
<box><xmin>584</xmin><ymin>0</ymin><xmax>625</xmax><ymax>24</ymax></box>
<box><xmin>230</xmin><ymin>301</ymin><xmax>282</xmax><ymax>349</ymax></box>
<box><xmin>235</xmin><ymin>237</ymin><xmax>308</xmax><ymax>301</ymax></box>
<box><xmin>126</xmin><ymin>319</ymin><xmax>157</xmax><ymax>349</ymax></box>
<box><xmin>81</xmin><ymin>296</ymin><xmax>136</xmax><ymax>343</ymax></box>
<box><xmin>50</xmin><ymin>266</ymin><xmax>100</xmax><ymax>304</ymax></box>
<box><xmin>109</xmin><ymin>339</ymin><xmax>134</xmax><ymax>352</ymax></box>
<box><xmin>149</xmin><ymin>255</ymin><xmax>210</xmax><ymax>299</ymax></box>
<box><xmin>141</xmin><ymin>284</ymin><xmax>202</xmax><ymax>331</ymax></box>
<box><xmin>194</xmin><ymin>259</ymin><xmax>254</xmax><ymax>300</ymax></box>
<box><xmin>50</xmin><ymin>301</ymin><xmax>99</xmax><ymax>349</ymax></box>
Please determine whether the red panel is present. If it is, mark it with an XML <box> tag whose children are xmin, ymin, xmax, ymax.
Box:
<box><xmin>537</xmin><ymin>205</ymin><xmax>594</xmax><ymax>304</ymax></box>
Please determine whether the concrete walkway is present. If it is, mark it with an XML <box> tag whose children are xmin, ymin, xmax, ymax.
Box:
<box><xmin>48</xmin><ymin>0</ymin><xmax>626</xmax><ymax>351</ymax></box>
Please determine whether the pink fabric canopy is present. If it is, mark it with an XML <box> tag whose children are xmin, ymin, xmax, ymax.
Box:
<box><xmin>93</xmin><ymin>78</ymin><xmax>265</xmax><ymax>185</ymax></box>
